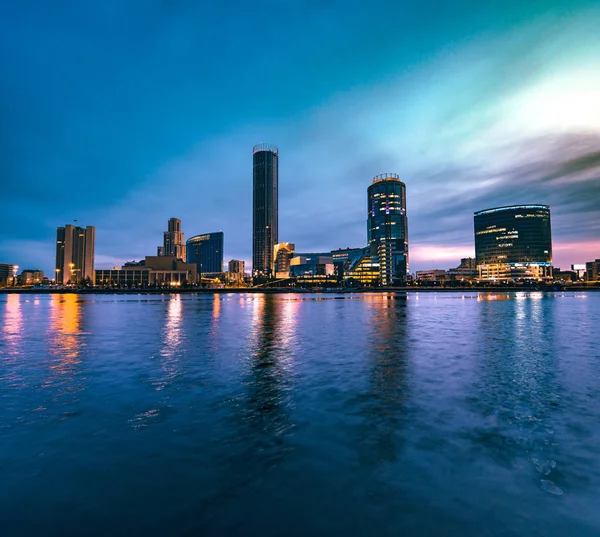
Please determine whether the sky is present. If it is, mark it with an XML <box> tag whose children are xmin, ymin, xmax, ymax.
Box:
<box><xmin>1</xmin><ymin>0</ymin><xmax>599</xmax><ymax>274</ymax></box>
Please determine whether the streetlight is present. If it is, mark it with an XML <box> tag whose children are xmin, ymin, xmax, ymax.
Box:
<box><xmin>12</xmin><ymin>265</ymin><xmax>19</xmax><ymax>287</ymax></box>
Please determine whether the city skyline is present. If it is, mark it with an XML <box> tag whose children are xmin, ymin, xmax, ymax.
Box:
<box><xmin>1</xmin><ymin>1</ymin><xmax>599</xmax><ymax>274</ymax></box>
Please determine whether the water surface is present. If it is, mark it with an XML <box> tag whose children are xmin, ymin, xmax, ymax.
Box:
<box><xmin>1</xmin><ymin>292</ymin><xmax>599</xmax><ymax>536</ymax></box>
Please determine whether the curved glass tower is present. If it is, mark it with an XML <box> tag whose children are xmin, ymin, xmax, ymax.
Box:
<box><xmin>367</xmin><ymin>173</ymin><xmax>408</xmax><ymax>285</ymax></box>
<box><xmin>252</xmin><ymin>143</ymin><xmax>278</xmax><ymax>279</ymax></box>
<box><xmin>474</xmin><ymin>204</ymin><xmax>552</xmax><ymax>280</ymax></box>
<box><xmin>187</xmin><ymin>232</ymin><xmax>224</xmax><ymax>276</ymax></box>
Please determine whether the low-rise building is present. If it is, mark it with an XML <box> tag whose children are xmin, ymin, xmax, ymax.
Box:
<box><xmin>331</xmin><ymin>247</ymin><xmax>379</xmax><ymax>285</ymax></box>
<box><xmin>571</xmin><ymin>264</ymin><xmax>586</xmax><ymax>280</ymax></box>
<box><xmin>95</xmin><ymin>268</ymin><xmax>153</xmax><ymax>287</ymax></box>
<box><xmin>415</xmin><ymin>269</ymin><xmax>447</xmax><ymax>282</ymax></box>
<box><xmin>19</xmin><ymin>269</ymin><xmax>44</xmax><ymax>285</ymax></box>
<box><xmin>94</xmin><ymin>256</ymin><xmax>197</xmax><ymax>287</ymax></box>
<box><xmin>447</xmin><ymin>258</ymin><xmax>477</xmax><ymax>280</ymax></box>
<box><xmin>290</xmin><ymin>253</ymin><xmax>334</xmax><ymax>278</ymax></box>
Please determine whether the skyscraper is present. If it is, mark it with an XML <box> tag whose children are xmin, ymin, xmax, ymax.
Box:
<box><xmin>474</xmin><ymin>204</ymin><xmax>552</xmax><ymax>280</ymax></box>
<box><xmin>187</xmin><ymin>232</ymin><xmax>224</xmax><ymax>276</ymax></box>
<box><xmin>252</xmin><ymin>143</ymin><xmax>278</xmax><ymax>279</ymax></box>
<box><xmin>160</xmin><ymin>217</ymin><xmax>186</xmax><ymax>261</ymax></box>
<box><xmin>367</xmin><ymin>173</ymin><xmax>408</xmax><ymax>285</ymax></box>
<box><xmin>55</xmin><ymin>224</ymin><xmax>95</xmax><ymax>284</ymax></box>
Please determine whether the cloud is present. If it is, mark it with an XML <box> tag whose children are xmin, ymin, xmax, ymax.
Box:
<box><xmin>2</xmin><ymin>1</ymin><xmax>600</xmax><ymax>275</ymax></box>
<box><xmin>410</xmin><ymin>245</ymin><xmax>474</xmax><ymax>268</ymax></box>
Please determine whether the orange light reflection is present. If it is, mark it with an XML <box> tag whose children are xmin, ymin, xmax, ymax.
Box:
<box><xmin>48</xmin><ymin>294</ymin><xmax>83</xmax><ymax>368</ymax></box>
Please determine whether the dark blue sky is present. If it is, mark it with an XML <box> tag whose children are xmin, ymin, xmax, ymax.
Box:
<box><xmin>2</xmin><ymin>0</ymin><xmax>599</xmax><ymax>273</ymax></box>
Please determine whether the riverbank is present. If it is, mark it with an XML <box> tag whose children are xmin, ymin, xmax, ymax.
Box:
<box><xmin>2</xmin><ymin>285</ymin><xmax>598</xmax><ymax>295</ymax></box>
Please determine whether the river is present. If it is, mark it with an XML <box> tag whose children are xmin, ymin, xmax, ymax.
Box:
<box><xmin>1</xmin><ymin>292</ymin><xmax>599</xmax><ymax>536</ymax></box>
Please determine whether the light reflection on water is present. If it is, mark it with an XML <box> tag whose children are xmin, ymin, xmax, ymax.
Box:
<box><xmin>2</xmin><ymin>293</ymin><xmax>23</xmax><ymax>356</ymax></box>
<box><xmin>48</xmin><ymin>294</ymin><xmax>84</xmax><ymax>366</ymax></box>
<box><xmin>245</xmin><ymin>295</ymin><xmax>295</xmax><ymax>435</ymax></box>
<box><xmin>0</xmin><ymin>291</ymin><xmax>599</xmax><ymax>537</ymax></box>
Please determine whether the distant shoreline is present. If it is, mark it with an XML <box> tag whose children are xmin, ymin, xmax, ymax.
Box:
<box><xmin>1</xmin><ymin>286</ymin><xmax>598</xmax><ymax>295</ymax></box>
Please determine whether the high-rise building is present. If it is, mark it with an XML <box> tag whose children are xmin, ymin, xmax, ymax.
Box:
<box><xmin>585</xmin><ymin>259</ymin><xmax>600</xmax><ymax>281</ymax></box>
<box><xmin>253</xmin><ymin>143</ymin><xmax>278</xmax><ymax>279</ymax></box>
<box><xmin>0</xmin><ymin>262</ymin><xmax>14</xmax><ymax>286</ymax></box>
<box><xmin>160</xmin><ymin>218</ymin><xmax>186</xmax><ymax>261</ymax></box>
<box><xmin>474</xmin><ymin>205</ymin><xmax>552</xmax><ymax>280</ymax></box>
<box><xmin>187</xmin><ymin>232</ymin><xmax>224</xmax><ymax>277</ymax></box>
<box><xmin>367</xmin><ymin>173</ymin><xmax>409</xmax><ymax>285</ymax></box>
<box><xmin>228</xmin><ymin>259</ymin><xmax>245</xmax><ymax>283</ymax></box>
<box><xmin>228</xmin><ymin>259</ymin><xmax>245</xmax><ymax>275</ymax></box>
<box><xmin>55</xmin><ymin>224</ymin><xmax>95</xmax><ymax>284</ymax></box>
<box><xmin>274</xmin><ymin>242</ymin><xmax>295</xmax><ymax>278</ymax></box>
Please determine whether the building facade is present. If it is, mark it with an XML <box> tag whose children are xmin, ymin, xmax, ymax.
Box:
<box><xmin>160</xmin><ymin>218</ymin><xmax>186</xmax><ymax>261</ymax></box>
<box><xmin>187</xmin><ymin>232</ymin><xmax>224</xmax><ymax>277</ymax></box>
<box><xmin>290</xmin><ymin>253</ymin><xmax>334</xmax><ymax>278</ymax></box>
<box><xmin>331</xmin><ymin>248</ymin><xmax>379</xmax><ymax>286</ymax></box>
<box><xmin>228</xmin><ymin>259</ymin><xmax>245</xmax><ymax>283</ymax></box>
<box><xmin>274</xmin><ymin>242</ymin><xmax>295</xmax><ymax>278</ymax></box>
<box><xmin>447</xmin><ymin>258</ymin><xmax>478</xmax><ymax>280</ymax></box>
<box><xmin>416</xmin><ymin>269</ymin><xmax>447</xmax><ymax>282</ymax></box>
<box><xmin>367</xmin><ymin>173</ymin><xmax>408</xmax><ymax>285</ymax></box>
<box><xmin>95</xmin><ymin>256</ymin><xmax>197</xmax><ymax>287</ymax></box>
<box><xmin>253</xmin><ymin>143</ymin><xmax>278</xmax><ymax>279</ymax></box>
<box><xmin>474</xmin><ymin>205</ymin><xmax>552</xmax><ymax>281</ymax></box>
<box><xmin>0</xmin><ymin>263</ymin><xmax>14</xmax><ymax>286</ymax></box>
<box><xmin>586</xmin><ymin>259</ymin><xmax>600</xmax><ymax>281</ymax></box>
<box><xmin>228</xmin><ymin>259</ymin><xmax>245</xmax><ymax>275</ymax></box>
<box><xmin>19</xmin><ymin>270</ymin><xmax>44</xmax><ymax>285</ymax></box>
<box><xmin>55</xmin><ymin>224</ymin><xmax>95</xmax><ymax>284</ymax></box>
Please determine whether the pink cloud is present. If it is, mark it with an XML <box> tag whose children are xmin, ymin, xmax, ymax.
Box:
<box><xmin>552</xmin><ymin>240</ymin><xmax>600</xmax><ymax>268</ymax></box>
<box><xmin>410</xmin><ymin>244</ymin><xmax>475</xmax><ymax>271</ymax></box>
<box><xmin>409</xmin><ymin>240</ymin><xmax>600</xmax><ymax>272</ymax></box>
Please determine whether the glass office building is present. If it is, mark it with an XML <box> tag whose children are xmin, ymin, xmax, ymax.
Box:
<box><xmin>367</xmin><ymin>173</ymin><xmax>408</xmax><ymax>285</ymax></box>
<box><xmin>253</xmin><ymin>143</ymin><xmax>278</xmax><ymax>279</ymax></box>
<box><xmin>474</xmin><ymin>205</ymin><xmax>552</xmax><ymax>280</ymax></box>
<box><xmin>187</xmin><ymin>232</ymin><xmax>224</xmax><ymax>276</ymax></box>
<box><xmin>331</xmin><ymin>247</ymin><xmax>380</xmax><ymax>285</ymax></box>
